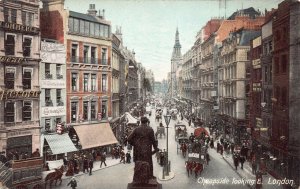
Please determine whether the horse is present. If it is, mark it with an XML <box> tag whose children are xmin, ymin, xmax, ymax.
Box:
<box><xmin>45</xmin><ymin>165</ymin><xmax>64</xmax><ymax>189</ymax></box>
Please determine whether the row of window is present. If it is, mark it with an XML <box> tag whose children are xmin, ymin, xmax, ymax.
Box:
<box><xmin>71</xmin><ymin>73</ymin><xmax>107</xmax><ymax>92</ymax></box>
<box><xmin>4</xmin><ymin>8</ymin><xmax>34</xmax><ymax>26</ymax></box>
<box><xmin>5</xmin><ymin>34</ymin><xmax>33</xmax><ymax>56</ymax></box>
<box><xmin>71</xmin><ymin>44</ymin><xmax>108</xmax><ymax>65</ymax></box>
<box><xmin>4</xmin><ymin>67</ymin><xmax>33</xmax><ymax>90</ymax></box>
<box><xmin>44</xmin><ymin>89</ymin><xmax>63</xmax><ymax>107</ymax></box>
<box><xmin>68</xmin><ymin>17</ymin><xmax>110</xmax><ymax>38</ymax></box>
<box><xmin>4</xmin><ymin>101</ymin><xmax>32</xmax><ymax>123</ymax></box>
<box><xmin>274</xmin><ymin>54</ymin><xmax>288</xmax><ymax>74</ymax></box>
<box><xmin>70</xmin><ymin>101</ymin><xmax>107</xmax><ymax>123</ymax></box>
<box><xmin>274</xmin><ymin>86</ymin><xmax>287</xmax><ymax>107</ymax></box>
<box><xmin>44</xmin><ymin>63</ymin><xmax>63</xmax><ymax>79</ymax></box>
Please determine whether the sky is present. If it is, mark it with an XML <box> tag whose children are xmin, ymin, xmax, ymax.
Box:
<box><xmin>65</xmin><ymin>0</ymin><xmax>283</xmax><ymax>81</ymax></box>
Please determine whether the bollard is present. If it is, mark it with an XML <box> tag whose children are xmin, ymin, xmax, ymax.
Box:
<box><xmin>162</xmin><ymin>166</ymin><xmax>165</xmax><ymax>179</ymax></box>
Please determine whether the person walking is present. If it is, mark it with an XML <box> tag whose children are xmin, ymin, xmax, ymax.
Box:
<box><xmin>83</xmin><ymin>157</ymin><xmax>88</xmax><ymax>173</ymax></box>
<box><xmin>126</xmin><ymin>152</ymin><xmax>131</xmax><ymax>163</ymax></box>
<box><xmin>233</xmin><ymin>154</ymin><xmax>239</xmax><ymax>170</ymax></box>
<box><xmin>205</xmin><ymin>153</ymin><xmax>210</xmax><ymax>165</ymax></box>
<box><xmin>67</xmin><ymin>177</ymin><xmax>77</xmax><ymax>189</ymax></box>
<box><xmin>100</xmin><ymin>152</ymin><xmax>107</xmax><ymax>168</ymax></box>
<box><xmin>120</xmin><ymin>150</ymin><xmax>126</xmax><ymax>164</ymax></box>
<box><xmin>240</xmin><ymin>155</ymin><xmax>246</xmax><ymax>170</ymax></box>
<box><xmin>88</xmin><ymin>159</ymin><xmax>93</xmax><ymax>175</ymax></box>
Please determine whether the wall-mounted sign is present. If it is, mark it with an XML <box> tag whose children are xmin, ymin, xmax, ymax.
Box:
<box><xmin>0</xmin><ymin>56</ymin><xmax>25</xmax><ymax>64</ymax></box>
<box><xmin>0</xmin><ymin>21</ymin><xmax>39</xmax><ymax>34</ymax></box>
<box><xmin>41</xmin><ymin>106</ymin><xmax>66</xmax><ymax>117</ymax></box>
<box><xmin>0</xmin><ymin>90</ymin><xmax>40</xmax><ymax>100</ymax></box>
<box><xmin>41</xmin><ymin>42</ymin><xmax>66</xmax><ymax>64</ymax></box>
<box><xmin>256</xmin><ymin>117</ymin><xmax>262</xmax><ymax>128</ymax></box>
<box><xmin>40</xmin><ymin>80</ymin><xmax>65</xmax><ymax>89</ymax></box>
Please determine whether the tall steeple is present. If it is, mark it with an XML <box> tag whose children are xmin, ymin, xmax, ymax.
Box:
<box><xmin>172</xmin><ymin>27</ymin><xmax>182</xmax><ymax>60</ymax></box>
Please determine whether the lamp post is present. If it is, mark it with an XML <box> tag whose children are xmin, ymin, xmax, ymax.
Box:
<box><xmin>163</xmin><ymin>114</ymin><xmax>171</xmax><ymax>176</ymax></box>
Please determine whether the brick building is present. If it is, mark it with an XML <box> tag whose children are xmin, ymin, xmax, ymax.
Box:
<box><xmin>40</xmin><ymin>1</ymin><xmax>117</xmax><ymax>152</ymax></box>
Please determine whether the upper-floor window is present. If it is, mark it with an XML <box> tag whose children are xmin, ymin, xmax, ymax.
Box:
<box><xmin>83</xmin><ymin>73</ymin><xmax>89</xmax><ymax>92</ymax></box>
<box><xmin>45</xmin><ymin>63</ymin><xmax>52</xmax><ymax>79</ymax></box>
<box><xmin>5</xmin><ymin>34</ymin><xmax>15</xmax><ymax>56</ymax></box>
<box><xmin>101</xmin><ymin>74</ymin><xmax>107</xmax><ymax>92</ymax></box>
<box><xmin>91</xmin><ymin>47</ymin><xmax>97</xmax><ymax>64</ymax></box>
<box><xmin>4</xmin><ymin>8</ymin><xmax>17</xmax><ymax>23</ymax></box>
<box><xmin>71</xmin><ymin>73</ymin><xmax>78</xmax><ymax>91</ymax></box>
<box><xmin>5</xmin><ymin>67</ymin><xmax>15</xmax><ymax>89</ymax></box>
<box><xmin>23</xmin><ymin>37</ymin><xmax>32</xmax><ymax>57</ymax></box>
<box><xmin>56</xmin><ymin>89</ymin><xmax>63</xmax><ymax>106</ymax></box>
<box><xmin>71</xmin><ymin>44</ymin><xmax>78</xmax><ymax>62</ymax></box>
<box><xmin>5</xmin><ymin>102</ymin><xmax>15</xmax><ymax>123</ymax></box>
<box><xmin>45</xmin><ymin>89</ymin><xmax>53</xmax><ymax>106</ymax></box>
<box><xmin>23</xmin><ymin>68</ymin><xmax>32</xmax><ymax>90</ymax></box>
<box><xmin>56</xmin><ymin>64</ymin><xmax>63</xmax><ymax>79</ymax></box>
<box><xmin>22</xmin><ymin>11</ymin><xmax>34</xmax><ymax>26</ymax></box>
<box><xmin>83</xmin><ymin>46</ymin><xmax>89</xmax><ymax>63</ymax></box>
<box><xmin>91</xmin><ymin>101</ymin><xmax>96</xmax><ymax>120</ymax></box>
<box><xmin>22</xmin><ymin>101</ymin><xmax>32</xmax><ymax>121</ymax></box>
<box><xmin>83</xmin><ymin>101</ymin><xmax>88</xmax><ymax>121</ymax></box>
<box><xmin>71</xmin><ymin>102</ymin><xmax>78</xmax><ymax>123</ymax></box>
<box><xmin>101</xmin><ymin>48</ymin><xmax>107</xmax><ymax>65</ymax></box>
<box><xmin>91</xmin><ymin>74</ymin><xmax>96</xmax><ymax>92</ymax></box>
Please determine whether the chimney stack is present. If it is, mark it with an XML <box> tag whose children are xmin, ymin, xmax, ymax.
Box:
<box><xmin>88</xmin><ymin>4</ymin><xmax>97</xmax><ymax>16</ymax></box>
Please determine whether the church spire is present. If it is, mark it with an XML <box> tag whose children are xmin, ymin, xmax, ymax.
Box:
<box><xmin>172</xmin><ymin>27</ymin><xmax>182</xmax><ymax>60</ymax></box>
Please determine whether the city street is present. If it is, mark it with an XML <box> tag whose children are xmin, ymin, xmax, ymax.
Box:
<box><xmin>55</xmin><ymin>109</ymin><xmax>248</xmax><ymax>189</ymax></box>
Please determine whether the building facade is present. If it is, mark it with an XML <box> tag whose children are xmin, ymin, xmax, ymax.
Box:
<box><xmin>0</xmin><ymin>0</ymin><xmax>41</xmax><ymax>157</ymax></box>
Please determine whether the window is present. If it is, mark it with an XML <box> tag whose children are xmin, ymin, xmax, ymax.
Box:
<box><xmin>23</xmin><ymin>37</ymin><xmax>32</xmax><ymax>57</ymax></box>
<box><xmin>274</xmin><ymin>57</ymin><xmax>279</xmax><ymax>74</ymax></box>
<box><xmin>73</xmin><ymin>18</ymin><xmax>79</xmax><ymax>33</ymax></box>
<box><xmin>84</xmin><ymin>21</ymin><xmax>90</xmax><ymax>35</ymax></box>
<box><xmin>4</xmin><ymin>8</ymin><xmax>17</xmax><ymax>23</ymax></box>
<box><xmin>56</xmin><ymin>117</ymin><xmax>62</xmax><ymax>124</ymax></box>
<box><xmin>281</xmin><ymin>87</ymin><xmax>287</xmax><ymax>106</ymax></box>
<box><xmin>5</xmin><ymin>67</ymin><xmax>15</xmax><ymax>89</ymax></box>
<box><xmin>56</xmin><ymin>64</ymin><xmax>63</xmax><ymax>79</ymax></box>
<box><xmin>100</xmin><ymin>24</ymin><xmax>104</xmax><ymax>37</ymax></box>
<box><xmin>5</xmin><ymin>34</ymin><xmax>15</xmax><ymax>55</ymax></box>
<box><xmin>45</xmin><ymin>119</ymin><xmax>51</xmax><ymax>131</ymax></box>
<box><xmin>83</xmin><ymin>46</ymin><xmax>89</xmax><ymax>63</ymax></box>
<box><xmin>71</xmin><ymin>102</ymin><xmax>78</xmax><ymax>123</ymax></box>
<box><xmin>101</xmin><ymin>48</ymin><xmax>107</xmax><ymax>65</ymax></box>
<box><xmin>90</xmin><ymin>23</ymin><xmax>95</xmax><ymax>36</ymax></box>
<box><xmin>45</xmin><ymin>63</ymin><xmax>52</xmax><ymax>79</ymax></box>
<box><xmin>104</xmin><ymin>25</ymin><xmax>109</xmax><ymax>37</ymax></box>
<box><xmin>281</xmin><ymin>55</ymin><xmax>287</xmax><ymax>73</ymax></box>
<box><xmin>80</xmin><ymin>20</ymin><xmax>85</xmax><ymax>34</ymax></box>
<box><xmin>91</xmin><ymin>101</ymin><xmax>96</xmax><ymax>120</ymax></box>
<box><xmin>68</xmin><ymin>17</ymin><xmax>73</xmax><ymax>31</ymax></box>
<box><xmin>5</xmin><ymin>102</ymin><xmax>15</xmax><ymax>123</ymax></box>
<box><xmin>91</xmin><ymin>47</ymin><xmax>96</xmax><ymax>64</ymax></box>
<box><xmin>23</xmin><ymin>68</ymin><xmax>32</xmax><ymax>90</ymax></box>
<box><xmin>71</xmin><ymin>73</ymin><xmax>78</xmax><ymax>91</ymax></box>
<box><xmin>45</xmin><ymin>89</ymin><xmax>52</xmax><ymax>106</ymax></box>
<box><xmin>95</xmin><ymin>23</ymin><xmax>100</xmax><ymax>37</ymax></box>
<box><xmin>22</xmin><ymin>101</ymin><xmax>32</xmax><ymax>121</ymax></box>
<box><xmin>71</xmin><ymin>44</ymin><xmax>78</xmax><ymax>63</ymax></box>
<box><xmin>84</xmin><ymin>73</ymin><xmax>89</xmax><ymax>92</ymax></box>
<box><xmin>22</xmin><ymin>11</ymin><xmax>34</xmax><ymax>26</ymax></box>
<box><xmin>101</xmin><ymin>74</ymin><xmax>107</xmax><ymax>92</ymax></box>
<box><xmin>56</xmin><ymin>89</ymin><xmax>62</xmax><ymax>106</ymax></box>
<box><xmin>91</xmin><ymin>74</ymin><xmax>96</xmax><ymax>91</ymax></box>
<box><xmin>83</xmin><ymin>101</ymin><xmax>88</xmax><ymax>121</ymax></box>
<box><xmin>101</xmin><ymin>101</ymin><xmax>107</xmax><ymax>119</ymax></box>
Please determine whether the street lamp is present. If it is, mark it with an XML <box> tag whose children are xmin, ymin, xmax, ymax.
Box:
<box><xmin>163</xmin><ymin>113</ymin><xmax>171</xmax><ymax>176</ymax></box>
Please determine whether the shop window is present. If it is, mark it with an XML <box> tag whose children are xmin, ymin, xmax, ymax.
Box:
<box><xmin>23</xmin><ymin>68</ymin><xmax>32</xmax><ymax>90</ymax></box>
<box><xmin>56</xmin><ymin>89</ymin><xmax>63</xmax><ymax>106</ymax></box>
<box><xmin>83</xmin><ymin>73</ymin><xmax>89</xmax><ymax>92</ymax></box>
<box><xmin>22</xmin><ymin>11</ymin><xmax>34</xmax><ymax>26</ymax></box>
<box><xmin>5</xmin><ymin>102</ymin><xmax>15</xmax><ymax>123</ymax></box>
<box><xmin>101</xmin><ymin>74</ymin><xmax>107</xmax><ymax>92</ymax></box>
<box><xmin>71</xmin><ymin>102</ymin><xmax>78</xmax><ymax>123</ymax></box>
<box><xmin>45</xmin><ymin>63</ymin><xmax>52</xmax><ymax>79</ymax></box>
<box><xmin>23</xmin><ymin>37</ymin><xmax>32</xmax><ymax>57</ymax></box>
<box><xmin>22</xmin><ymin>101</ymin><xmax>32</xmax><ymax>121</ymax></box>
<box><xmin>83</xmin><ymin>101</ymin><xmax>88</xmax><ymax>121</ymax></box>
<box><xmin>71</xmin><ymin>73</ymin><xmax>78</xmax><ymax>91</ymax></box>
<box><xmin>5</xmin><ymin>67</ymin><xmax>15</xmax><ymax>89</ymax></box>
<box><xmin>91</xmin><ymin>74</ymin><xmax>96</xmax><ymax>91</ymax></box>
<box><xmin>91</xmin><ymin>101</ymin><xmax>96</xmax><ymax>120</ymax></box>
<box><xmin>5</xmin><ymin>34</ymin><xmax>15</xmax><ymax>55</ymax></box>
<box><xmin>45</xmin><ymin>89</ymin><xmax>52</xmax><ymax>106</ymax></box>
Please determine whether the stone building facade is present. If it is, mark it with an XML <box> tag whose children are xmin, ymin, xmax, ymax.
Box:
<box><xmin>0</xmin><ymin>0</ymin><xmax>41</xmax><ymax>156</ymax></box>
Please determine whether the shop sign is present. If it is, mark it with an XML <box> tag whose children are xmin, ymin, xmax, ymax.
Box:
<box><xmin>40</xmin><ymin>80</ymin><xmax>65</xmax><ymax>89</ymax></box>
<box><xmin>41</xmin><ymin>42</ymin><xmax>66</xmax><ymax>64</ymax></box>
<box><xmin>0</xmin><ymin>90</ymin><xmax>40</xmax><ymax>100</ymax></box>
<box><xmin>0</xmin><ymin>21</ymin><xmax>39</xmax><ymax>34</ymax></box>
<box><xmin>252</xmin><ymin>59</ymin><xmax>261</xmax><ymax>69</ymax></box>
<box><xmin>41</xmin><ymin>106</ymin><xmax>66</xmax><ymax>117</ymax></box>
<box><xmin>0</xmin><ymin>56</ymin><xmax>25</xmax><ymax>64</ymax></box>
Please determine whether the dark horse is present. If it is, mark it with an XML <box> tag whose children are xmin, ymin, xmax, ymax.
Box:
<box><xmin>45</xmin><ymin>165</ymin><xmax>64</xmax><ymax>189</ymax></box>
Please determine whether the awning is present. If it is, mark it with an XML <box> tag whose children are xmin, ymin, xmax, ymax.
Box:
<box><xmin>125</xmin><ymin>112</ymin><xmax>139</xmax><ymax>124</ymax></box>
<box><xmin>44</xmin><ymin>133</ymin><xmax>78</xmax><ymax>155</ymax></box>
<box><xmin>73</xmin><ymin>123</ymin><xmax>118</xmax><ymax>149</ymax></box>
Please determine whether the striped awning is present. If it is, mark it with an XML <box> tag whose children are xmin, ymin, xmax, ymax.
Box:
<box><xmin>44</xmin><ymin>133</ymin><xmax>78</xmax><ymax>155</ymax></box>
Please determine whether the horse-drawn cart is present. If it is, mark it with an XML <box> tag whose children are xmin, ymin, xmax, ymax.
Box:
<box><xmin>174</xmin><ymin>124</ymin><xmax>187</xmax><ymax>141</ymax></box>
<box><xmin>177</xmin><ymin>137</ymin><xmax>189</xmax><ymax>155</ymax></box>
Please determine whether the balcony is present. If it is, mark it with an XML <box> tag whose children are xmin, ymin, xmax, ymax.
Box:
<box><xmin>70</xmin><ymin>56</ymin><xmax>108</xmax><ymax>65</ymax></box>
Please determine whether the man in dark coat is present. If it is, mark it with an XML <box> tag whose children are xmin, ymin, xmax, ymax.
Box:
<box><xmin>88</xmin><ymin>159</ymin><xmax>93</xmax><ymax>175</ymax></box>
<box><xmin>127</xmin><ymin>116</ymin><xmax>159</xmax><ymax>180</ymax></box>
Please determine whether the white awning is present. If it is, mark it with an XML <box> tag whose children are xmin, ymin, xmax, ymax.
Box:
<box><xmin>44</xmin><ymin>133</ymin><xmax>78</xmax><ymax>155</ymax></box>
<box><xmin>73</xmin><ymin>122</ymin><xmax>118</xmax><ymax>149</ymax></box>
<box><xmin>125</xmin><ymin>112</ymin><xmax>139</xmax><ymax>124</ymax></box>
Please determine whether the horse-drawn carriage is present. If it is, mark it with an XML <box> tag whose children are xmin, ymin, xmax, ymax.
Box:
<box><xmin>177</xmin><ymin>136</ymin><xmax>189</xmax><ymax>157</ymax></box>
<box><xmin>155</xmin><ymin>126</ymin><xmax>166</xmax><ymax>138</ymax></box>
<box><xmin>174</xmin><ymin>124</ymin><xmax>187</xmax><ymax>141</ymax></box>
<box><xmin>155</xmin><ymin>108</ymin><xmax>163</xmax><ymax>122</ymax></box>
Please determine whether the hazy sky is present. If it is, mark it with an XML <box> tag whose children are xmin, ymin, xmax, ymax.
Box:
<box><xmin>65</xmin><ymin>0</ymin><xmax>282</xmax><ymax>81</ymax></box>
